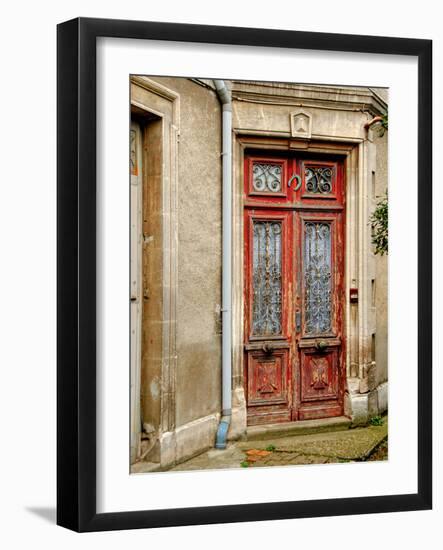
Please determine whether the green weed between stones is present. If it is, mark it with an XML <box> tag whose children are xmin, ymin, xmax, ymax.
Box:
<box><xmin>369</xmin><ymin>416</ymin><xmax>383</xmax><ymax>426</ymax></box>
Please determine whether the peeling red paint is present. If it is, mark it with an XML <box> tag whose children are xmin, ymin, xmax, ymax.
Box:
<box><xmin>244</xmin><ymin>153</ymin><xmax>345</xmax><ymax>425</ymax></box>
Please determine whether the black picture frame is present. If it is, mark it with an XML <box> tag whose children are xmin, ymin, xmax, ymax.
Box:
<box><xmin>57</xmin><ymin>17</ymin><xmax>432</xmax><ymax>532</ymax></box>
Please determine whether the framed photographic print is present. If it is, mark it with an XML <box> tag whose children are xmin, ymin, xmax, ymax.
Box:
<box><xmin>57</xmin><ymin>17</ymin><xmax>432</xmax><ymax>532</ymax></box>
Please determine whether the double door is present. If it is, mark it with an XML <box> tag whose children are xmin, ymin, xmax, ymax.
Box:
<box><xmin>244</xmin><ymin>154</ymin><xmax>345</xmax><ymax>425</ymax></box>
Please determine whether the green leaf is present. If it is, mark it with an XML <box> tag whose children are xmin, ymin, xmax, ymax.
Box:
<box><xmin>370</xmin><ymin>191</ymin><xmax>388</xmax><ymax>255</ymax></box>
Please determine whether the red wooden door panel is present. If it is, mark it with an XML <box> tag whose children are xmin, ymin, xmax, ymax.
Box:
<box><xmin>244</xmin><ymin>208</ymin><xmax>293</xmax><ymax>425</ymax></box>
<box><xmin>244</xmin><ymin>154</ymin><xmax>345</xmax><ymax>425</ymax></box>
<box><xmin>245</xmin><ymin>156</ymin><xmax>292</xmax><ymax>204</ymax></box>
<box><xmin>296</xmin><ymin>209</ymin><xmax>345</xmax><ymax>420</ymax></box>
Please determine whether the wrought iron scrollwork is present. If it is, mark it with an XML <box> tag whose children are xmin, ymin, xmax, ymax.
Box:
<box><xmin>305</xmin><ymin>167</ymin><xmax>333</xmax><ymax>194</ymax></box>
<box><xmin>252</xmin><ymin>221</ymin><xmax>282</xmax><ymax>335</ymax></box>
<box><xmin>252</xmin><ymin>163</ymin><xmax>282</xmax><ymax>193</ymax></box>
<box><xmin>304</xmin><ymin>222</ymin><xmax>332</xmax><ymax>335</ymax></box>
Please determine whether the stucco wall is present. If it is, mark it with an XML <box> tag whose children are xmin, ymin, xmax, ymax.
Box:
<box><xmin>373</xmin><ymin>116</ymin><xmax>388</xmax><ymax>386</ymax></box>
<box><xmin>152</xmin><ymin>77</ymin><xmax>223</xmax><ymax>428</ymax></box>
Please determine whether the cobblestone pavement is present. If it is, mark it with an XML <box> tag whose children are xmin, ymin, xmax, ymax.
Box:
<box><xmin>167</xmin><ymin>416</ymin><xmax>388</xmax><ymax>472</ymax></box>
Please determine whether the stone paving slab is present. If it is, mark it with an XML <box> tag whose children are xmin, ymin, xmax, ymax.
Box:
<box><xmin>246</xmin><ymin>416</ymin><xmax>351</xmax><ymax>441</ymax></box>
<box><xmin>169</xmin><ymin>417</ymin><xmax>388</xmax><ymax>472</ymax></box>
<box><xmin>170</xmin><ymin>445</ymin><xmax>246</xmax><ymax>471</ymax></box>
<box><xmin>237</xmin><ymin>422</ymin><xmax>388</xmax><ymax>461</ymax></box>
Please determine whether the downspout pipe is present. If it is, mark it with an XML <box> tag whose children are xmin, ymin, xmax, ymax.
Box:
<box><xmin>364</xmin><ymin>115</ymin><xmax>383</xmax><ymax>130</ymax></box>
<box><xmin>214</xmin><ymin>79</ymin><xmax>232</xmax><ymax>449</ymax></box>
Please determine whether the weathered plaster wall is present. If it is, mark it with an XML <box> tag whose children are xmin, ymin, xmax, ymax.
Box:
<box><xmin>151</xmin><ymin>77</ymin><xmax>223</xmax><ymax>429</ymax></box>
<box><xmin>373</xmin><ymin>119</ymin><xmax>388</xmax><ymax>387</ymax></box>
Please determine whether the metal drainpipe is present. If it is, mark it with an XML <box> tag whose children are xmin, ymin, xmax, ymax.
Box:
<box><xmin>213</xmin><ymin>80</ymin><xmax>232</xmax><ymax>449</ymax></box>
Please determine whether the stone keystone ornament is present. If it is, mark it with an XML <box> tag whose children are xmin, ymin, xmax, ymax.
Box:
<box><xmin>290</xmin><ymin>109</ymin><xmax>312</xmax><ymax>139</ymax></box>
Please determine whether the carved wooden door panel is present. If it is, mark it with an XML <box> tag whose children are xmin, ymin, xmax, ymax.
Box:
<box><xmin>244</xmin><ymin>155</ymin><xmax>345</xmax><ymax>425</ymax></box>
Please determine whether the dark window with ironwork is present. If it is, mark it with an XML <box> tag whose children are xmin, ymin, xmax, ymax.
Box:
<box><xmin>305</xmin><ymin>166</ymin><xmax>333</xmax><ymax>195</ymax></box>
<box><xmin>252</xmin><ymin>221</ymin><xmax>282</xmax><ymax>335</ymax></box>
<box><xmin>252</xmin><ymin>162</ymin><xmax>282</xmax><ymax>193</ymax></box>
<box><xmin>304</xmin><ymin>222</ymin><xmax>332</xmax><ymax>334</ymax></box>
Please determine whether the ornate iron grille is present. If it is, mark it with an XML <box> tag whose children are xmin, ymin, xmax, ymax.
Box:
<box><xmin>252</xmin><ymin>221</ymin><xmax>282</xmax><ymax>335</ymax></box>
<box><xmin>304</xmin><ymin>222</ymin><xmax>332</xmax><ymax>334</ymax></box>
<box><xmin>305</xmin><ymin>166</ymin><xmax>333</xmax><ymax>194</ymax></box>
<box><xmin>252</xmin><ymin>163</ymin><xmax>282</xmax><ymax>193</ymax></box>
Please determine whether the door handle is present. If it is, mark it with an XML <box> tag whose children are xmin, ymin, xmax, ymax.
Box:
<box><xmin>315</xmin><ymin>340</ymin><xmax>328</xmax><ymax>352</ymax></box>
<box><xmin>262</xmin><ymin>343</ymin><xmax>274</xmax><ymax>355</ymax></box>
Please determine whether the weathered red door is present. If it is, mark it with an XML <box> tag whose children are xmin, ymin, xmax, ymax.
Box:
<box><xmin>244</xmin><ymin>154</ymin><xmax>345</xmax><ymax>425</ymax></box>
